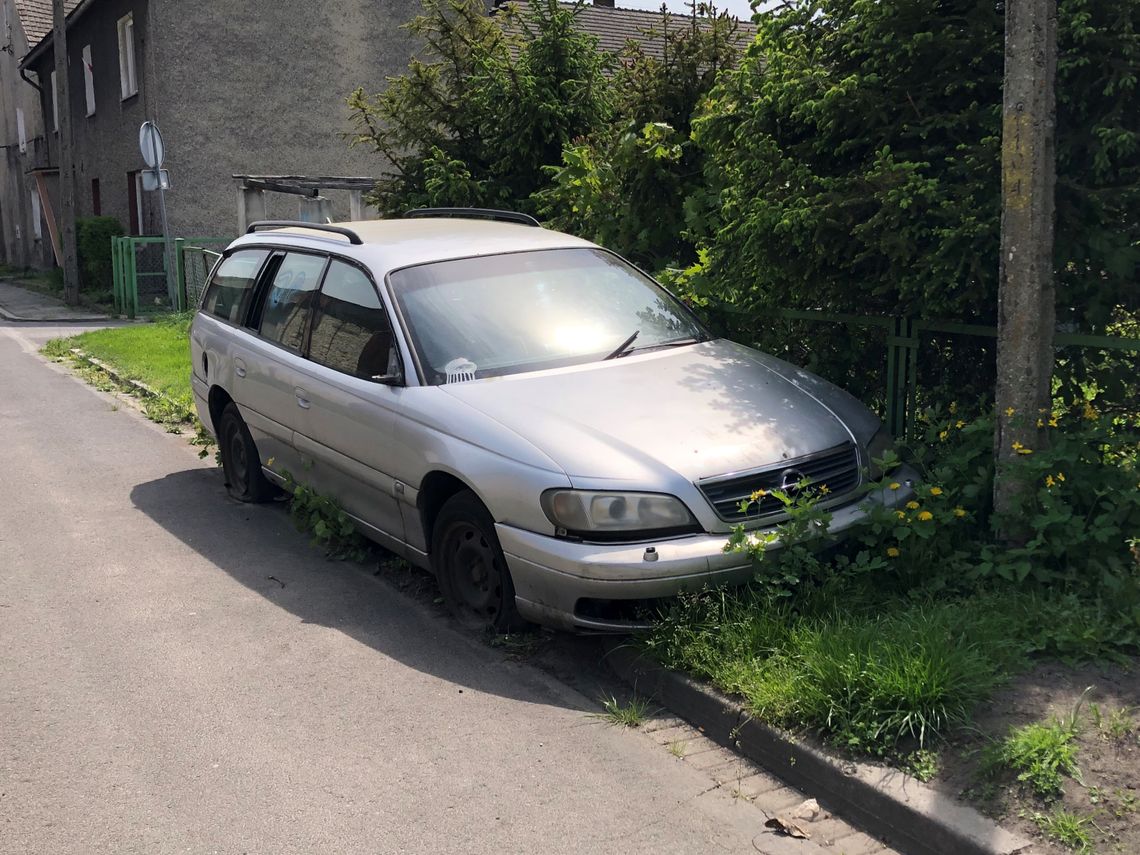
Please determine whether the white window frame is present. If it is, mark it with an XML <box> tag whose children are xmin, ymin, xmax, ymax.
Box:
<box><xmin>31</xmin><ymin>192</ymin><xmax>43</xmax><ymax>241</ymax></box>
<box><xmin>51</xmin><ymin>71</ymin><xmax>59</xmax><ymax>132</ymax></box>
<box><xmin>83</xmin><ymin>45</ymin><xmax>96</xmax><ymax>116</ymax></box>
<box><xmin>117</xmin><ymin>13</ymin><xmax>138</xmax><ymax>100</ymax></box>
<box><xmin>16</xmin><ymin>107</ymin><xmax>26</xmax><ymax>152</ymax></box>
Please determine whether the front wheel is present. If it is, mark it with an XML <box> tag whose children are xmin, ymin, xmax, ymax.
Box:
<box><xmin>218</xmin><ymin>403</ymin><xmax>276</xmax><ymax>503</ymax></box>
<box><xmin>432</xmin><ymin>491</ymin><xmax>526</xmax><ymax>634</ymax></box>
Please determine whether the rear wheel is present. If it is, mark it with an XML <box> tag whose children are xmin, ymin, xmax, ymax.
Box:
<box><xmin>432</xmin><ymin>491</ymin><xmax>526</xmax><ymax>633</ymax></box>
<box><xmin>218</xmin><ymin>403</ymin><xmax>275</xmax><ymax>503</ymax></box>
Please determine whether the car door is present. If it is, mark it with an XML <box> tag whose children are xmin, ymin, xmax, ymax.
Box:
<box><xmin>291</xmin><ymin>257</ymin><xmax>406</xmax><ymax>547</ymax></box>
<box><xmin>234</xmin><ymin>250</ymin><xmax>328</xmax><ymax>478</ymax></box>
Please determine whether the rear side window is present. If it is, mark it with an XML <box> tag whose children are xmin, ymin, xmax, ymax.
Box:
<box><xmin>257</xmin><ymin>252</ymin><xmax>326</xmax><ymax>351</ymax></box>
<box><xmin>308</xmin><ymin>260</ymin><xmax>397</xmax><ymax>380</ymax></box>
<box><xmin>200</xmin><ymin>250</ymin><xmax>268</xmax><ymax>323</ymax></box>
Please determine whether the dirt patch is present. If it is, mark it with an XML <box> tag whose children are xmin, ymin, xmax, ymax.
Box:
<box><xmin>937</xmin><ymin>662</ymin><xmax>1140</xmax><ymax>853</ymax></box>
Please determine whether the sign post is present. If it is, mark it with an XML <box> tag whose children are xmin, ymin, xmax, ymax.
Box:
<box><xmin>139</xmin><ymin>121</ymin><xmax>177</xmax><ymax>306</ymax></box>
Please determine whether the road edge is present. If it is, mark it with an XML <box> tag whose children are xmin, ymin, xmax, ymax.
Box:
<box><xmin>604</xmin><ymin>643</ymin><xmax>1035</xmax><ymax>855</ymax></box>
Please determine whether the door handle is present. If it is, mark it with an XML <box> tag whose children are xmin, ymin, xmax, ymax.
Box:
<box><xmin>234</xmin><ymin>357</ymin><xmax>247</xmax><ymax>378</ymax></box>
<box><xmin>295</xmin><ymin>387</ymin><xmax>311</xmax><ymax>409</ymax></box>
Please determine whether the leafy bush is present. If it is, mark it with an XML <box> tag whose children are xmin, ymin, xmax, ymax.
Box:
<box><xmin>347</xmin><ymin>0</ymin><xmax>612</xmax><ymax>216</ymax></box>
<box><xmin>538</xmin><ymin>7</ymin><xmax>745</xmax><ymax>269</ymax></box>
<box><xmin>76</xmin><ymin>216</ymin><xmax>123</xmax><ymax>292</ymax></box>
<box><xmin>984</xmin><ymin>717</ymin><xmax>1082</xmax><ymax>799</ymax></box>
<box><xmin>689</xmin><ymin>0</ymin><xmax>1138</xmax><ymax>327</ymax></box>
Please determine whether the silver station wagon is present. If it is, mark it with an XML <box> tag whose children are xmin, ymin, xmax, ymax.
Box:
<box><xmin>191</xmin><ymin>210</ymin><xmax>916</xmax><ymax>632</ymax></box>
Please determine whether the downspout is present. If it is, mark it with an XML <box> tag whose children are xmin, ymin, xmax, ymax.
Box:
<box><xmin>19</xmin><ymin>66</ymin><xmax>40</xmax><ymax>92</ymax></box>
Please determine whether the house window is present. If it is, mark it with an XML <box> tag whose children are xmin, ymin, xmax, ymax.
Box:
<box><xmin>83</xmin><ymin>45</ymin><xmax>96</xmax><ymax>116</ymax></box>
<box><xmin>51</xmin><ymin>71</ymin><xmax>59</xmax><ymax>131</ymax></box>
<box><xmin>117</xmin><ymin>14</ymin><xmax>138</xmax><ymax>99</ymax></box>
<box><xmin>31</xmin><ymin>192</ymin><xmax>43</xmax><ymax>241</ymax></box>
<box><xmin>92</xmin><ymin>178</ymin><xmax>102</xmax><ymax>216</ymax></box>
<box><xmin>16</xmin><ymin>107</ymin><xmax>26</xmax><ymax>152</ymax></box>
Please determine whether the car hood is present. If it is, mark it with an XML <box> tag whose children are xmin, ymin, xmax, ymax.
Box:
<box><xmin>437</xmin><ymin>339</ymin><xmax>861</xmax><ymax>483</ymax></box>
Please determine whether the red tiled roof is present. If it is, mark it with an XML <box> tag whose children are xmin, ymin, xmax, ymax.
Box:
<box><xmin>498</xmin><ymin>2</ymin><xmax>757</xmax><ymax>62</ymax></box>
<box><xmin>12</xmin><ymin>0</ymin><xmax>81</xmax><ymax>51</ymax></box>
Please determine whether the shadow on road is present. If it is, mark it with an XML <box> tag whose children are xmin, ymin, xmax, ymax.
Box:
<box><xmin>130</xmin><ymin>467</ymin><xmax>617</xmax><ymax>712</ymax></box>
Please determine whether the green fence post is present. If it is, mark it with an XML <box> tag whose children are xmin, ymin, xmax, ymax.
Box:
<box><xmin>111</xmin><ymin>238</ymin><xmax>120</xmax><ymax>315</ymax></box>
<box><xmin>127</xmin><ymin>238</ymin><xmax>138</xmax><ymax>319</ymax></box>
<box><xmin>174</xmin><ymin>238</ymin><xmax>186</xmax><ymax>311</ymax></box>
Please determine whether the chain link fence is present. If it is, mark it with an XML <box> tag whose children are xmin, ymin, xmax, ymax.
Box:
<box><xmin>181</xmin><ymin>245</ymin><xmax>223</xmax><ymax>310</ymax></box>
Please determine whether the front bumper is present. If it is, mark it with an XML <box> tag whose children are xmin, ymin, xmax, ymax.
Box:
<box><xmin>499</xmin><ymin>465</ymin><xmax>919</xmax><ymax>632</ymax></box>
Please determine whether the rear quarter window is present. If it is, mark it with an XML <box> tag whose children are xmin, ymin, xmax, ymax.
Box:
<box><xmin>201</xmin><ymin>250</ymin><xmax>269</xmax><ymax>324</ymax></box>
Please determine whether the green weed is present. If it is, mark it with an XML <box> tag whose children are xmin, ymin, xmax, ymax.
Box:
<box><xmin>593</xmin><ymin>695</ymin><xmax>653</xmax><ymax>728</ymax></box>
<box><xmin>1089</xmin><ymin>703</ymin><xmax>1136</xmax><ymax>741</ymax></box>
<box><xmin>285</xmin><ymin>476</ymin><xmax>371</xmax><ymax>562</ymax></box>
<box><xmin>1030</xmin><ymin>809</ymin><xmax>1093</xmax><ymax>853</ymax></box>
<box><xmin>667</xmin><ymin>739</ymin><xmax>687</xmax><ymax>758</ymax></box>
<box><xmin>986</xmin><ymin>717</ymin><xmax>1082</xmax><ymax>799</ymax></box>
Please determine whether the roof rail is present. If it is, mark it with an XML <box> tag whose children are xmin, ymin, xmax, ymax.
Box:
<box><xmin>245</xmin><ymin>220</ymin><xmax>363</xmax><ymax>245</ymax></box>
<box><xmin>404</xmin><ymin>207</ymin><xmax>540</xmax><ymax>227</ymax></box>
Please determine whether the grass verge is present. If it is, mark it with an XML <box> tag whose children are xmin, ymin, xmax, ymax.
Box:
<box><xmin>45</xmin><ymin>314</ymin><xmax>193</xmax><ymax>408</ymax></box>
<box><xmin>641</xmin><ymin>582</ymin><xmax>1133</xmax><ymax>759</ymax></box>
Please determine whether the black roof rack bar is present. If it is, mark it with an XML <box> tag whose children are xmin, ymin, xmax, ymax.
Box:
<box><xmin>404</xmin><ymin>207</ymin><xmax>540</xmax><ymax>227</ymax></box>
<box><xmin>245</xmin><ymin>220</ymin><xmax>363</xmax><ymax>245</ymax></box>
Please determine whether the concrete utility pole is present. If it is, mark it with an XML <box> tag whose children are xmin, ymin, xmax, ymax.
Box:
<box><xmin>993</xmin><ymin>0</ymin><xmax>1058</xmax><ymax>531</ymax></box>
<box><xmin>52</xmin><ymin>0</ymin><xmax>81</xmax><ymax>306</ymax></box>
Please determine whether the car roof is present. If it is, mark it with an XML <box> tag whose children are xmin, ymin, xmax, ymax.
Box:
<box><xmin>226</xmin><ymin>218</ymin><xmax>598</xmax><ymax>275</ymax></box>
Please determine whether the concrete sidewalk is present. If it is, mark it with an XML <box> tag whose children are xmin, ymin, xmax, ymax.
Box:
<box><xmin>0</xmin><ymin>279</ymin><xmax>109</xmax><ymax>322</ymax></box>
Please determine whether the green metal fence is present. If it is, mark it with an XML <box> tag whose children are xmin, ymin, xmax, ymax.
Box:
<box><xmin>112</xmin><ymin>236</ymin><xmax>229</xmax><ymax>317</ymax></box>
<box><xmin>774</xmin><ymin>308</ymin><xmax>1140</xmax><ymax>438</ymax></box>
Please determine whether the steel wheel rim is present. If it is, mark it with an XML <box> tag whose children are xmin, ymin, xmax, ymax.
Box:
<box><xmin>227</xmin><ymin>429</ymin><xmax>248</xmax><ymax>488</ymax></box>
<box><xmin>445</xmin><ymin>522</ymin><xmax>502</xmax><ymax>618</ymax></box>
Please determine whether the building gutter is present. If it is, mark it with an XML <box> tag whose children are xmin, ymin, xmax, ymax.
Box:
<box><xmin>18</xmin><ymin>0</ymin><xmax>100</xmax><ymax>71</ymax></box>
<box><xmin>19</xmin><ymin>65</ymin><xmax>41</xmax><ymax>92</ymax></box>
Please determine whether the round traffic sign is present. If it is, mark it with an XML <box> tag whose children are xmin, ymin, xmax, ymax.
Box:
<box><xmin>139</xmin><ymin>121</ymin><xmax>165</xmax><ymax>168</ymax></box>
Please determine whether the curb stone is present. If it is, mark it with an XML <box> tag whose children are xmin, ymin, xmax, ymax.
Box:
<box><xmin>604</xmin><ymin>644</ymin><xmax>1036</xmax><ymax>855</ymax></box>
<box><xmin>70</xmin><ymin>348</ymin><xmax>161</xmax><ymax>399</ymax></box>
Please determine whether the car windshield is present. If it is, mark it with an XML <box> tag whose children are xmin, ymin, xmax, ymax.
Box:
<box><xmin>389</xmin><ymin>248</ymin><xmax>709</xmax><ymax>385</ymax></box>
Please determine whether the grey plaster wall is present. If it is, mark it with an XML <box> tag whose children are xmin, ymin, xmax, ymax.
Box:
<box><xmin>0</xmin><ymin>0</ymin><xmax>54</xmax><ymax>269</ymax></box>
<box><xmin>151</xmin><ymin>0</ymin><xmax>420</xmax><ymax>239</ymax></box>
<box><xmin>28</xmin><ymin>0</ymin><xmax>158</xmax><ymax>236</ymax></box>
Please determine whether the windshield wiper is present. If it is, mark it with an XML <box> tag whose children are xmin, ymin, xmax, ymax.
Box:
<box><xmin>603</xmin><ymin>330</ymin><xmax>640</xmax><ymax>360</ymax></box>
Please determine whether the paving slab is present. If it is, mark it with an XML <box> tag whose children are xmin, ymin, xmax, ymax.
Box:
<box><xmin>0</xmin><ymin>279</ymin><xmax>109</xmax><ymax>321</ymax></box>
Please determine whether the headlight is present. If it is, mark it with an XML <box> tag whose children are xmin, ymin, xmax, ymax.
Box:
<box><xmin>865</xmin><ymin>425</ymin><xmax>898</xmax><ymax>481</ymax></box>
<box><xmin>540</xmin><ymin>490</ymin><xmax>699</xmax><ymax>539</ymax></box>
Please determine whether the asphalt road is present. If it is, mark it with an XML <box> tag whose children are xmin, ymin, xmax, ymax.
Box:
<box><xmin>0</xmin><ymin>321</ymin><xmax>831</xmax><ymax>855</ymax></box>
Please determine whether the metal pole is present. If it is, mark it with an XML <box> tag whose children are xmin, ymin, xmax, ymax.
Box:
<box><xmin>149</xmin><ymin>129</ymin><xmax>177</xmax><ymax>307</ymax></box>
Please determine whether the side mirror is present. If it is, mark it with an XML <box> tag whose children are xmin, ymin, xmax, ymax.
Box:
<box><xmin>371</xmin><ymin>371</ymin><xmax>403</xmax><ymax>386</ymax></box>
<box><xmin>371</xmin><ymin>345</ymin><xmax>404</xmax><ymax>386</ymax></box>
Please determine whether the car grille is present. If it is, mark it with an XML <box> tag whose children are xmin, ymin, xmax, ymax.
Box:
<box><xmin>698</xmin><ymin>443</ymin><xmax>862</xmax><ymax>522</ymax></box>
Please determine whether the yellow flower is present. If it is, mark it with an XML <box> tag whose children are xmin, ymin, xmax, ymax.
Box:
<box><xmin>949</xmin><ymin>401</ymin><xmax>958</xmax><ymax>414</ymax></box>
<box><xmin>906</xmin><ymin>501</ymin><xmax>920</xmax><ymax>510</ymax></box>
<box><xmin>750</xmin><ymin>489</ymin><xmax>768</xmax><ymax>501</ymax></box>
<box><xmin>953</xmin><ymin>507</ymin><xmax>967</xmax><ymax>518</ymax></box>
<box><xmin>1036</xmin><ymin>418</ymin><xmax>1044</xmax><ymax>428</ymax></box>
<box><xmin>929</xmin><ymin>486</ymin><xmax>943</xmax><ymax>496</ymax></box>
<box><xmin>1048</xmin><ymin>416</ymin><xmax>1059</xmax><ymax>428</ymax></box>
<box><xmin>917</xmin><ymin>510</ymin><xmax>934</xmax><ymax>522</ymax></box>
<box><xmin>889</xmin><ymin>482</ymin><xmax>901</xmax><ymax>491</ymax></box>
<box><xmin>887</xmin><ymin>547</ymin><xmax>900</xmax><ymax>558</ymax></box>
<box><xmin>818</xmin><ymin>485</ymin><xmax>831</xmax><ymax>495</ymax></box>
<box><xmin>1057</xmin><ymin>472</ymin><xmax>1065</xmax><ymax>482</ymax></box>
<box><xmin>1011</xmin><ymin>441</ymin><xmax>1033</xmax><ymax>454</ymax></box>
<box><xmin>1045</xmin><ymin>475</ymin><xmax>1056</xmax><ymax>488</ymax></box>
<box><xmin>955</xmin><ymin>420</ymin><xmax>965</xmax><ymax>429</ymax></box>
<box><xmin>266</xmin><ymin>457</ymin><xmax>276</xmax><ymax>467</ymax></box>
<box><xmin>895</xmin><ymin>510</ymin><xmax>907</xmax><ymax>520</ymax></box>
<box><xmin>938</xmin><ymin>430</ymin><xmax>949</xmax><ymax>441</ymax></box>
<box><xmin>1005</xmin><ymin>407</ymin><xmax>1016</xmax><ymax>417</ymax></box>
